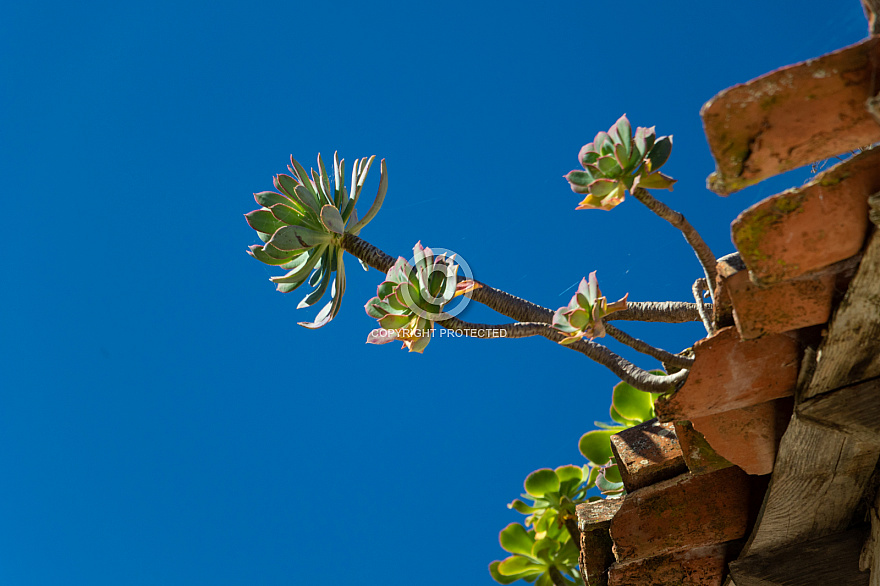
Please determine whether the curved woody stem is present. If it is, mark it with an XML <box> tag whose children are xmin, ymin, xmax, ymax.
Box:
<box><xmin>604</xmin><ymin>323</ymin><xmax>694</xmax><ymax>369</ymax></box>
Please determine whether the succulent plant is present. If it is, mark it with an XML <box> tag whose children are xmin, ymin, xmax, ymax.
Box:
<box><xmin>493</xmin><ymin>378</ymin><xmax>666</xmax><ymax>585</ymax></box>
<box><xmin>364</xmin><ymin>242</ymin><xmax>479</xmax><ymax>353</ymax></box>
<box><xmin>564</xmin><ymin>114</ymin><xmax>676</xmax><ymax>211</ymax></box>
<box><xmin>551</xmin><ymin>272</ymin><xmax>627</xmax><ymax>345</ymax></box>
<box><xmin>245</xmin><ymin>152</ymin><xmax>387</xmax><ymax>328</ymax></box>
<box><xmin>490</xmin><ymin>522</ymin><xmax>581</xmax><ymax>586</ymax></box>
<box><xmin>508</xmin><ymin>466</ymin><xmax>597</xmax><ymax>537</ymax></box>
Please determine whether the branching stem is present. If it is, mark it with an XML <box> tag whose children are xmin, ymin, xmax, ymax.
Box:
<box><xmin>343</xmin><ymin>233</ymin><xmax>707</xmax><ymax>324</ymax></box>
<box><xmin>436</xmin><ymin>316</ymin><xmax>688</xmax><ymax>393</ymax></box>
<box><xmin>604</xmin><ymin>323</ymin><xmax>694</xmax><ymax>369</ymax></box>
<box><xmin>343</xmin><ymin>232</ymin><xmax>696</xmax><ymax>392</ymax></box>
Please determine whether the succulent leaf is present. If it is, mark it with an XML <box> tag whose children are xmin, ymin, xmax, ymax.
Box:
<box><xmin>244</xmin><ymin>209</ymin><xmax>285</xmax><ymax>235</ymax></box>
<box><xmin>497</xmin><ymin>556</ymin><xmax>544</xmax><ymax>577</ymax></box>
<box><xmin>646</xmin><ymin>136</ymin><xmax>672</xmax><ymax>171</ymax></box>
<box><xmin>350</xmin><ymin>158</ymin><xmax>387</xmax><ymax>233</ymax></box>
<box><xmin>612</xmin><ymin>381</ymin><xmax>656</xmax><ymax>423</ymax></box>
<box><xmin>524</xmin><ymin>469</ymin><xmax>560</xmax><ymax>498</ymax></box>
<box><xmin>563</xmin><ymin>170</ymin><xmax>594</xmax><ymax>192</ymax></box>
<box><xmin>614</xmin><ymin>115</ymin><xmax>632</xmax><ymax>150</ymax></box>
<box><xmin>578</xmin><ymin>430</ymin><xmax>615</xmax><ymax>466</ymax></box>
<box><xmin>267</xmin><ymin>225</ymin><xmax>331</xmax><ymax>252</ymax></box>
<box><xmin>319</xmin><ymin>205</ymin><xmax>345</xmax><ymax>235</ymax></box>
<box><xmin>268</xmin><ymin>202</ymin><xmax>306</xmax><ymax>226</ymax></box>
<box><xmin>499</xmin><ymin>523</ymin><xmax>536</xmax><ymax>556</ymax></box>
<box><xmin>254</xmin><ymin>190</ymin><xmax>293</xmax><ymax>209</ymax></box>
<box><xmin>248</xmin><ymin>244</ymin><xmax>293</xmax><ymax>266</ymax></box>
<box><xmin>578</xmin><ymin>143</ymin><xmax>599</xmax><ymax>167</ymax></box>
<box><xmin>316</xmin><ymin>154</ymin><xmax>334</xmax><ymax>207</ymax></box>
<box><xmin>596</xmin><ymin>156</ymin><xmax>620</xmax><ymax>176</ymax></box>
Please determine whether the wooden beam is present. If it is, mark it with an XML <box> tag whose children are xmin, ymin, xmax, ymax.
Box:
<box><xmin>729</xmin><ymin>215</ymin><xmax>880</xmax><ymax>575</ymax></box>
<box><xmin>729</xmin><ymin>527</ymin><xmax>869</xmax><ymax>586</ymax></box>
<box><xmin>742</xmin><ymin>416</ymin><xmax>878</xmax><ymax>553</ymax></box>
<box><xmin>804</xmin><ymin>228</ymin><xmax>880</xmax><ymax>400</ymax></box>
<box><xmin>862</xmin><ymin>489</ymin><xmax>880</xmax><ymax>586</ymax></box>
<box><xmin>799</xmin><ymin>377</ymin><xmax>880</xmax><ymax>443</ymax></box>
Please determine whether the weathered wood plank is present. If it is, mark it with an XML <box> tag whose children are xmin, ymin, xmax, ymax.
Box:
<box><xmin>742</xmin><ymin>416</ymin><xmax>878</xmax><ymax>554</ymax></box>
<box><xmin>804</xmin><ymin>229</ymin><xmax>880</xmax><ymax>400</ymax></box>
<box><xmin>729</xmin><ymin>528</ymin><xmax>869</xmax><ymax>586</ymax></box>
<box><xmin>862</xmin><ymin>489</ymin><xmax>880</xmax><ymax>586</ymax></box>
<box><xmin>799</xmin><ymin>377</ymin><xmax>880</xmax><ymax>443</ymax></box>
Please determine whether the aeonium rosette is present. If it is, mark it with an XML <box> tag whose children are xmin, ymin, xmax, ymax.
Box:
<box><xmin>244</xmin><ymin>152</ymin><xmax>387</xmax><ymax>328</ymax></box>
<box><xmin>551</xmin><ymin>272</ymin><xmax>627</xmax><ymax>345</ymax></box>
<box><xmin>364</xmin><ymin>242</ymin><xmax>480</xmax><ymax>353</ymax></box>
<box><xmin>564</xmin><ymin>114</ymin><xmax>676</xmax><ymax>211</ymax></box>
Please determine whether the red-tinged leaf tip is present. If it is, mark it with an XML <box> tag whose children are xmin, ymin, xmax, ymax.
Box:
<box><xmin>453</xmin><ymin>280</ymin><xmax>482</xmax><ymax>298</ymax></box>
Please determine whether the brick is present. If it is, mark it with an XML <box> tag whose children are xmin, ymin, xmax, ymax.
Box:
<box><xmin>731</xmin><ymin>146</ymin><xmax>880</xmax><ymax>285</ymax></box>
<box><xmin>690</xmin><ymin>398</ymin><xmax>793</xmax><ymax>476</ymax></box>
<box><xmin>608</xmin><ymin>543</ymin><xmax>730</xmax><ymax>586</ymax></box>
<box><xmin>722</xmin><ymin>267</ymin><xmax>836</xmax><ymax>340</ymax></box>
<box><xmin>654</xmin><ymin>326</ymin><xmax>799</xmax><ymax>422</ymax></box>
<box><xmin>674</xmin><ymin>420</ymin><xmax>734</xmax><ymax>476</ymax></box>
<box><xmin>701</xmin><ymin>37</ymin><xmax>880</xmax><ymax>195</ymax></box>
<box><xmin>610</xmin><ymin>466</ymin><xmax>751</xmax><ymax>561</ymax></box>
<box><xmin>577</xmin><ymin>497</ymin><xmax>624</xmax><ymax>531</ymax></box>
<box><xmin>577</xmin><ymin>498</ymin><xmax>624</xmax><ymax>586</ymax></box>
<box><xmin>610</xmin><ymin>419</ymin><xmax>687</xmax><ymax>492</ymax></box>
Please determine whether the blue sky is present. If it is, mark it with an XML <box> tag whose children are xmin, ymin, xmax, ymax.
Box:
<box><xmin>0</xmin><ymin>1</ymin><xmax>869</xmax><ymax>584</ymax></box>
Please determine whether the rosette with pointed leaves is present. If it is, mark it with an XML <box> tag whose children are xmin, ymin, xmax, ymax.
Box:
<box><xmin>489</xmin><ymin>522</ymin><xmax>581</xmax><ymax>586</ymax></box>
<box><xmin>564</xmin><ymin>114</ymin><xmax>676</xmax><ymax>211</ymax></box>
<box><xmin>551</xmin><ymin>272</ymin><xmax>627</xmax><ymax>345</ymax></box>
<box><xmin>364</xmin><ymin>242</ymin><xmax>479</xmax><ymax>353</ymax></box>
<box><xmin>245</xmin><ymin>152</ymin><xmax>387</xmax><ymax>328</ymax></box>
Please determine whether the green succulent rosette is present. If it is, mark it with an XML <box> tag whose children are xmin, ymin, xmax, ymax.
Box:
<box><xmin>489</xmin><ymin>521</ymin><xmax>581</xmax><ymax>586</ymax></box>
<box><xmin>564</xmin><ymin>114</ymin><xmax>676</xmax><ymax>211</ymax></box>
<box><xmin>551</xmin><ymin>272</ymin><xmax>627</xmax><ymax>345</ymax></box>
<box><xmin>364</xmin><ymin>242</ymin><xmax>480</xmax><ymax>353</ymax></box>
<box><xmin>245</xmin><ymin>152</ymin><xmax>387</xmax><ymax>328</ymax></box>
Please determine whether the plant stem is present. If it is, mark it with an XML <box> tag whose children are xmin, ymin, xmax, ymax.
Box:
<box><xmin>691</xmin><ymin>278</ymin><xmax>715</xmax><ymax>336</ymax></box>
<box><xmin>436</xmin><ymin>317</ymin><xmax>688</xmax><ymax>393</ymax></box>
<box><xmin>606</xmin><ymin>301</ymin><xmax>707</xmax><ymax>323</ymax></box>
<box><xmin>604</xmin><ymin>323</ymin><xmax>694</xmax><ymax>369</ymax></box>
<box><xmin>631</xmin><ymin>187</ymin><xmax>717</xmax><ymax>299</ymax></box>
<box><xmin>342</xmin><ymin>233</ymin><xmax>708</xmax><ymax>325</ymax></box>
<box><xmin>547</xmin><ymin>566</ymin><xmax>568</xmax><ymax>586</ymax></box>
<box><xmin>563</xmin><ymin>516</ymin><xmax>581</xmax><ymax>552</ymax></box>
<box><xmin>343</xmin><ymin>233</ymin><xmax>698</xmax><ymax>391</ymax></box>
